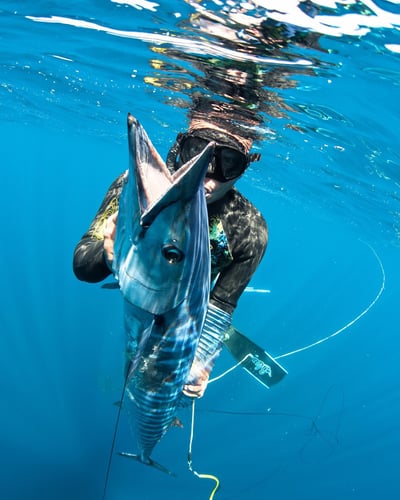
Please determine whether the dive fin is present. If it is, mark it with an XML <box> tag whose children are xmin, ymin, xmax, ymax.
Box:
<box><xmin>223</xmin><ymin>327</ymin><xmax>287</xmax><ymax>388</ymax></box>
<box><xmin>118</xmin><ymin>452</ymin><xmax>176</xmax><ymax>477</ymax></box>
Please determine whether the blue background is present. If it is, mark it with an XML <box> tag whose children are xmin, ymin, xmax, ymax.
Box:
<box><xmin>1</xmin><ymin>2</ymin><xmax>399</xmax><ymax>499</ymax></box>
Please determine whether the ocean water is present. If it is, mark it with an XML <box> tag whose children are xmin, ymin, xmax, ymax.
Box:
<box><xmin>1</xmin><ymin>1</ymin><xmax>400</xmax><ymax>499</ymax></box>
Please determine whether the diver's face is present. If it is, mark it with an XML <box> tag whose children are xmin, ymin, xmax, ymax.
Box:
<box><xmin>204</xmin><ymin>176</ymin><xmax>238</xmax><ymax>204</ymax></box>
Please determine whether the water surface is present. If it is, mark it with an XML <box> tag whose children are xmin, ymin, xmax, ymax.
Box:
<box><xmin>1</xmin><ymin>1</ymin><xmax>400</xmax><ymax>499</ymax></box>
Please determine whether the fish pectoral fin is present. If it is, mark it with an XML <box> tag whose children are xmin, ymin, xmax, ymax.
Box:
<box><xmin>101</xmin><ymin>282</ymin><xmax>120</xmax><ymax>290</ymax></box>
<box><xmin>118</xmin><ymin>452</ymin><xmax>176</xmax><ymax>477</ymax></box>
<box><xmin>170</xmin><ymin>417</ymin><xmax>184</xmax><ymax>429</ymax></box>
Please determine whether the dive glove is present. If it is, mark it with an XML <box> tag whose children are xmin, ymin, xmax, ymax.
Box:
<box><xmin>186</xmin><ymin>303</ymin><xmax>231</xmax><ymax>386</ymax></box>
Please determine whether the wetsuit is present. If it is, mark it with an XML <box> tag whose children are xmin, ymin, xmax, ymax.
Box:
<box><xmin>73</xmin><ymin>173</ymin><xmax>268</xmax><ymax>315</ymax></box>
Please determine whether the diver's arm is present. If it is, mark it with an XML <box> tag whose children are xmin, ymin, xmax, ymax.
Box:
<box><xmin>184</xmin><ymin>202</ymin><xmax>267</xmax><ymax>397</ymax></box>
<box><xmin>73</xmin><ymin>237</ymin><xmax>111</xmax><ymax>283</ymax></box>
<box><xmin>73</xmin><ymin>173</ymin><xmax>125</xmax><ymax>283</ymax></box>
<box><xmin>183</xmin><ymin>302</ymin><xmax>231</xmax><ymax>398</ymax></box>
<box><xmin>183</xmin><ymin>237</ymin><xmax>268</xmax><ymax>398</ymax></box>
<box><xmin>211</xmin><ymin>210</ymin><xmax>268</xmax><ymax>314</ymax></box>
<box><xmin>210</xmin><ymin>256</ymin><xmax>264</xmax><ymax>313</ymax></box>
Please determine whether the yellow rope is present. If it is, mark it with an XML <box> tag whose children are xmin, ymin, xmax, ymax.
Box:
<box><xmin>193</xmin><ymin>471</ymin><xmax>220</xmax><ymax>500</ymax></box>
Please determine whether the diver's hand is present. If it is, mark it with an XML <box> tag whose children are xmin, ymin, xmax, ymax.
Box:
<box><xmin>103</xmin><ymin>211</ymin><xmax>118</xmax><ymax>270</ymax></box>
<box><xmin>182</xmin><ymin>304</ymin><xmax>231</xmax><ymax>399</ymax></box>
<box><xmin>183</xmin><ymin>363</ymin><xmax>210</xmax><ymax>398</ymax></box>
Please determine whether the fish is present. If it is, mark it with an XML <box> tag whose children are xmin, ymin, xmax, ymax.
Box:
<box><xmin>112</xmin><ymin>114</ymin><xmax>213</xmax><ymax>473</ymax></box>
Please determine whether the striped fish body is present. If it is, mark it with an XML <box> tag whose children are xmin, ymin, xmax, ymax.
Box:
<box><xmin>112</xmin><ymin>115</ymin><xmax>212</xmax><ymax>463</ymax></box>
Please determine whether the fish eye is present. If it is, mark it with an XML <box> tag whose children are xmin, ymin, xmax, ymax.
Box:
<box><xmin>162</xmin><ymin>244</ymin><xmax>184</xmax><ymax>264</ymax></box>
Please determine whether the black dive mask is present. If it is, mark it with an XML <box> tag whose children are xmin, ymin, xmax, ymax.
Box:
<box><xmin>174</xmin><ymin>131</ymin><xmax>260</xmax><ymax>182</ymax></box>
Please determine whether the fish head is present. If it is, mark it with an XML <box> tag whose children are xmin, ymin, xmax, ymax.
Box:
<box><xmin>113</xmin><ymin>114</ymin><xmax>213</xmax><ymax>315</ymax></box>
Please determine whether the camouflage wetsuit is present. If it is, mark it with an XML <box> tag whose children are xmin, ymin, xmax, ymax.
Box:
<box><xmin>73</xmin><ymin>173</ymin><xmax>268</xmax><ymax>315</ymax></box>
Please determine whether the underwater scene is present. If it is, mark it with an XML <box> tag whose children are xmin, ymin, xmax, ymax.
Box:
<box><xmin>1</xmin><ymin>1</ymin><xmax>400</xmax><ymax>499</ymax></box>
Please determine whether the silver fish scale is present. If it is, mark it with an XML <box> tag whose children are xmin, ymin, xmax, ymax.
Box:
<box><xmin>114</xmin><ymin>115</ymin><xmax>213</xmax><ymax>465</ymax></box>
<box><xmin>126</xmin><ymin>288</ymin><xmax>206</xmax><ymax>460</ymax></box>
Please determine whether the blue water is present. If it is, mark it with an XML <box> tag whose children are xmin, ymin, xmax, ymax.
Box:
<box><xmin>1</xmin><ymin>1</ymin><xmax>400</xmax><ymax>499</ymax></box>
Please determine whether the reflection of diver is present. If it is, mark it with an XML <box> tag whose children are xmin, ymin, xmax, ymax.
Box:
<box><xmin>148</xmin><ymin>0</ymin><xmax>323</xmax><ymax>133</ymax></box>
<box><xmin>186</xmin><ymin>0</ymin><xmax>323</xmax><ymax>53</ymax></box>
<box><xmin>147</xmin><ymin>48</ymin><xmax>300</xmax><ymax>135</ymax></box>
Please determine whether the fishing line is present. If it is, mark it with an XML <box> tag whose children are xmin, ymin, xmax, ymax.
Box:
<box><xmin>102</xmin><ymin>363</ymin><xmax>131</xmax><ymax>500</ymax></box>
<box><xmin>188</xmin><ymin>399</ymin><xmax>220</xmax><ymax>500</ymax></box>
<box><xmin>210</xmin><ymin>243</ymin><xmax>385</xmax><ymax>383</ymax></box>
<box><xmin>276</xmin><ymin>243</ymin><xmax>385</xmax><ymax>359</ymax></box>
<box><xmin>209</xmin><ymin>354</ymin><xmax>252</xmax><ymax>384</ymax></box>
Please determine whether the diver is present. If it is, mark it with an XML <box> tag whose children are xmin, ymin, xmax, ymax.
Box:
<box><xmin>73</xmin><ymin>117</ymin><xmax>268</xmax><ymax>398</ymax></box>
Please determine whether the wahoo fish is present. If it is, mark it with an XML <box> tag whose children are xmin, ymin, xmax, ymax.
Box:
<box><xmin>112</xmin><ymin>114</ymin><xmax>213</xmax><ymax>472</ymax></box>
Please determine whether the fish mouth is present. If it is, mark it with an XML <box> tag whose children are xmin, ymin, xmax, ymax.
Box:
<box><xmin>128</xmin><ymin>113</ymin><xmax>215</xmax><ymax>227</ymax></box>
